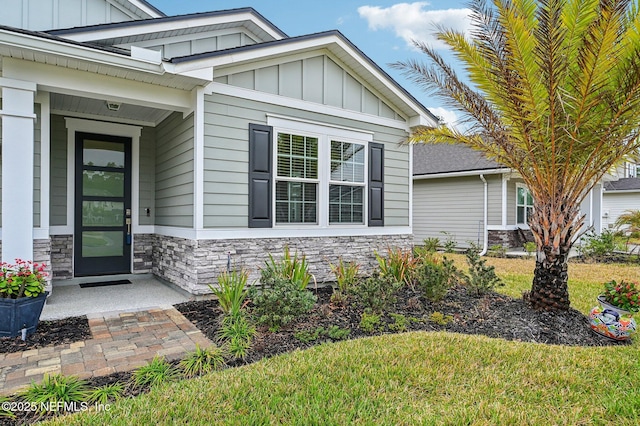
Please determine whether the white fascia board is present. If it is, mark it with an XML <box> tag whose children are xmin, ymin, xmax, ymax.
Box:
<box><xmin>209</xmin><ymin>82</ymin><xmax>411</xmax><ymax>131</ymax></box>
<box><xmin>413</xmin><ymin>168</ymin><xmax>510</xmax><ymax>180</ymax></box>
<box><xmin>603</xmin><ymin>188</ymin><xmax>640</xmax><ymax>193</ymax></box>
<box><xmin>58</xmin><ymin>12</ymin><xmax>284</xmax><ymax>43</ymax></box>
<box><xmin>124</xmin><ymin>0</ymin><xmax>165</xmax><ymax>18</ymax></box>
<box><xmin>3</xmin><ymin>58</ymin><xmax>193</xmax><ymax>112</ymax></box>
<box><xmin>0</xmin><ymin>30</ymin><xmax>165</xmax><ymax>73</ymax></box>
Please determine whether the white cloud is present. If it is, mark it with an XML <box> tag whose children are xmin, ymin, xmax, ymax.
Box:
<box><xmin>428</xmin><ymin>107</ymin><xmax>458</xmax><ymax>127</ymax></box>
<box><xmin>358</xmin><ymin>2</ymin><xmax>472</xmax><ymax>49</ymax></box>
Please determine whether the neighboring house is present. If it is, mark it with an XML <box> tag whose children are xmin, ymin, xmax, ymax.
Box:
<box><xmin>412</xmin><ymin>144</ymin><xmax>603</xmax><ymax>249</ymax></box>
<box><xmin>602</xmin><ymin>178</ymin><xmax>640</xmax><ymax>231</ymax></box>
<box><xmin>0</xmin><ymin>0</ymin><xmax>437</xmax><ymax>294</ymax></box>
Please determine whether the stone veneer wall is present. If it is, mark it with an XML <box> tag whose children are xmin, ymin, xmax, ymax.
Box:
<box><xmin>133</xmin><ymin>234</ymin><xmax>154</xmax><ymax>273</ymax></box>
<box><xmin>488</xmin><ymin>229</ymin><xmax>534</xmax><ymax>248</ymax></box>
<box><xmin>151</xmin><ymin>234</ymin><xmax>414</xmax><ymax>295</ymax></box>
<box><xmin>50</xmin><ymin>235</ymin><xmax>73</xmax><ymax>279</ymax></box>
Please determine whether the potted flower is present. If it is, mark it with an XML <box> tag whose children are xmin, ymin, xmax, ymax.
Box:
<box><xmin>0</xmin><ymin>259</ymin><xmax>48</xmax><ymax>338</ymax></box>
<box><xmin>589</xmin><ymin>280</ymin><xmax>638</xmax><ymax>341</ymax></box>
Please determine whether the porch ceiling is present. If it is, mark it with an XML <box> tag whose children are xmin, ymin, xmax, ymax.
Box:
<box><xmin>51</xmin><ymin>93</ymin><xmax>172</xmax><ymax>126</ymax></box>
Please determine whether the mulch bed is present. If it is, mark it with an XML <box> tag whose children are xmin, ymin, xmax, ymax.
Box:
<box><xmin>0</xmin><ymin>284</ymin><xmax>625</xmax><ymax>425</ymax></box>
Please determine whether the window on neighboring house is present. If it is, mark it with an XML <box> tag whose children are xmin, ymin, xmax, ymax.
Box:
<box><xmin>516</xmin><ymin>185</ymin><xmax>534</xmax><ymax>226</ymax></box>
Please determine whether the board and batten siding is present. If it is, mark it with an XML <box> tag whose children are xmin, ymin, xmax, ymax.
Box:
<box><xmin>0</xmin><ymin>0</ymin><xmax>141</xmax><ymax>31</ymax></box>
<box><xmin>141</xmin><ymin>32</ymin><xmax>257</xmax><ymax>60</ymax></box>
<box><xmin>214</xmin><ymin>55</ymin><xmax>405</xmax><ymax>122</ymax></box>
<box><xmin>155</xmin><ymin>112</ymin><xmax>194</xmax><ymax>228</ymax></box>
<box><xmin>49</xmin><ymin>114</ymin><xmax>67</xmax><ymax>226</ymax></box>
<box><xmin>203</xmin><ymin>93</ymin><xmax>410</xmax><ymax>228</ymax></box>
<box><xmin>413</xmin><ymin>175</ymin><xmax>503</xmax><ymax>248</ymax></box>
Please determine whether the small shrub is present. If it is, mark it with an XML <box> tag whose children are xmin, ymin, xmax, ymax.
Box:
<box><xmin>218</xmin><ymin>314</ymin><xmax>256</xmax><ymax>359</ymax></box>
<box><xmin>578</xmin><ymin>230</ymin><xmax>622</xmax><ymax>259</ymax></box>
<box><xmin>423</xmin><ymin>237</ymin><xmax>440</xmax><ymax>252</ymax></box>
<box><xmin>352</xmin><ymin>273</ymin><xmax>401</xmax><ymax>313</ymax></box>
<box><xmin>326</xmin><ymin>325</ymin><xmax>351</xmax><ymax>340</ymax></box>
<box><xmin>488</xmin><ymin>244</ymin><xmax>506</xmax><ymax>258</ymax></box>
<box><xmin>21</xmin><ymin>374</ymin><xmax>90</xmax><ymax>409</ymax></box>
<box><xmin>294</xmin><ymin>327</ymin><xmax>324</xmax><ymax>343</ymax></box>
<box><xmin>180</xmin><ymin>344</ymin><xmax>227</xmax><ymax>377</ymax></box>
<box><xmin>208</xmin><ymin>269</ymin><xmax>249</xmax><ymax>318</ymax></box>
<box><xmin>131</xmin><ymin>356</ymin><xmax>180</xmax><ymax>388</ymax></box>
<box><xmin>440</xmin><ymin>231</ymin><xmax>457</xmax><ymax>253</ymax></box>
<box><xmin>603</xmin><ymin>280</ymin><xmax>640</xmax><ymax>313</ymax></box>
<box><xmin>88</xmin><ymin>382</ymin><xmax>124</xmax><ymax>405</ymax></box>
<box><xmin>359</xmin><ymin>311</ymin><xmax>382</xmax><ymax>333</ymax></box>
<box><xmin>375</xmin><ymin>247</ymin><xmax>417</xmax><ymax>287</ymax></box>
<box><xmin>250</xmin><ymin>277</ymin><xmax>317</xmax><ymax>329</ymax></box>
<box><xmin>523</xmin><ymin>241</ymin><xmax>536</xmax><ymax>256</ymax></box>
<box><xmin>415</xmin><ymin>254</ymin><xmax>459</xmax><ymax>302</ymax></box>
<box><xmin>388</xmin><ymin>313</ymin><xmax>410</xmax><ymax>332</ymax></box>
<box><xmin>329</xmin><ymin>258</ymin><xmax>359</xmax><ymax>306</ymax></box>
<box><xmin>429</xmin><ymin>311</ymin><xmax>454</xmax><ymax>325</ymax></box>
<box><xmin>462</xmin><ymin>246</ymin><xmax>503</xmax><ymax>296</ymax></box>
<box><xmin>261</xmin><ymin>246</ymin><xmax>312</xmax><ymax>290</ymax></box>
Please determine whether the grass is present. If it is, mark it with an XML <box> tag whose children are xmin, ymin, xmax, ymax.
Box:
<box><xmin>42</xmin><ymin>257</ymin><xmax>640</xmax><ymax>425</ymax></box>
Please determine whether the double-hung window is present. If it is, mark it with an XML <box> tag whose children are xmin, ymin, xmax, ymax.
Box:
<box><xmin>271</xmin><ymin>118</ymin><xmax>371</xmax><ymax>227</ymax></box>
<box><xmin>516</xmin><ymin>185</ymin><xmax>534</xmax><ymax>226</ymax></box>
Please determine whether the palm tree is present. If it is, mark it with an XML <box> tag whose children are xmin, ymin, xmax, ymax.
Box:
<box><xmin>615</xmin><ymin>209</ymin><xmax>640</xmax><ymax>234</ymax></box>
<box><xmin>394</xmin><ymin>0</ymin><xmax>640</xmax><ymax>310</ymax></box>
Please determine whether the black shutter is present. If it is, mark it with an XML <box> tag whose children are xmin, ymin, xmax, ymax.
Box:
<box><xmin>368</xmin><ymin>142</ymin><xmax>384</xmax><ymax>227</ymax></box>
<box><xmin>248</xmin><ymin>124</ymin><xmax>273</xmax><ymax>228</ymax></box>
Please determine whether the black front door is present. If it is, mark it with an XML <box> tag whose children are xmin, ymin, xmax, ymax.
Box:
<box><xmin>74</xmin><ymin>133</ymin><xmax>132</xmax><ymax>276</ymax></box>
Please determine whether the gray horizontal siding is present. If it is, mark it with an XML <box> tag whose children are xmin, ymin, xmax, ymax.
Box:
<box><xmin>413</xmin><ymin>176</ymin><xmax>487</xmax><ymax>248</ymax></box>
<box><xmin>49</xmin><ymin>115</ymin><xmax>67</xmax><ymax>226</ymax></box>
<box><xmin>203</xmin><ymin>93</ymin><xmax>410</xmax><ymax>228</ymax></box>
<box><xmin>218</xmin><ymin>55</ymin><xmax>406</xmax><ymax>122</ymax></box>
<box><xmin>33</xmin><ymin>104</ymin><xmax>41</xmax><ymax>228</ymax></box>
<box><xmin>155</xmin><ymin>112</ymin><xmax>194</xmax><ymax>228</ymax></box>
<box><xmin>139</xmin><ymin>126</ymin><xmax>155</xmax><ymax>226</ymax></box>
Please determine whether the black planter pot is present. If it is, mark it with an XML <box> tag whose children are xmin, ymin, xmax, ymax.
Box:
<box><xmin>0</xmin><ymin>292</ymin><xmax>49</xmax><ymax>338</ymax></box>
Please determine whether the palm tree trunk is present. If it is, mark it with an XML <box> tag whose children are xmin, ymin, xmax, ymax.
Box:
<box><xmin>529</xmin><ymin>247</ymin><xmax>571</xmax><ymax>310</ymax></box>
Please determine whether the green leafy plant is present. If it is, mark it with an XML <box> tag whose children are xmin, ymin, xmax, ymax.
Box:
<box><xmin>180</xmin><ymin>344</ymin><xmax>227</xmax><ymax>377</ymax></box>
<box><xmin>250</xmin><ymin>277</ymin><xmax>317</xmax><ymax>329</ymax></box>
<box><xmin>423</xmin><ymin>237</ymin><xmax>440</xmax><ymax>252</ymax></box>
<box><xmin>440</xmin><ymin>232</ymin><xmax>457</xmax><ymax>253</ymax></box>
<box><xmin>429</xmin><ymin>311</ymin><xmax>454</xmax><ymax>326</ymax></box>
<box><xmin>375</xmin><ymin>247</ymin><xmax>418</xmax><ymax>287</ymax></box>
<box><xmin>602</xmin><ymin>280</ymin><xmax>640</xmax><ymax>313</ymax></box>
<box><xmin>359</xmin><ymin>311</ymin><xmax>382</xmax><ymax>334</ymax></box>
<box><xmin>326</xmin><ymin>325</ymin><xmax>351</xmax><ymax>340</ymax></box>
<box><xmin>415</xmin><ymin>254</ymin><xmax>458</xmax><ymax>302</ymax></box>
<box><xmin>488</xmin><ymin>245</ymin><xmax>507</xmax><ymax>258</ymax></box>
<box><xmin>352</xmin><ymin>273</ymin><xmax>402</xmax><ymax>313</ymax></box>
<box><xmin>88</xmin><ymin>382</ymin><xmax>124</xmax><ymax>405</ymax></box>
<box><xmin>261</xmin><ymin>246</ymin><xmax>313</xmax><ymax>290</ymax></box>
<box><xmin>131</xmin><ymin>356</ymin><xmax>180</xmax><ymax>388</ymax></box>
<box><xmin>0</xmin><ymin>396</ymin><xmax>15</xmax><ymax>419</ymax></box>
<box><xmin>577</xmin><ymin>230</ymin><xmax>623</xmax><ymax>259</ymax></box>
<box><xmin>329</xmin><ymin>258</ymin><xmax>359</xmax><ymax>306</ymax></box>
<box><xmin>388</xmin><ymin>313</ymin><xmax>410</xmax><ymax>332</ymax></box>
<box><xmin>294</xmin><ymin>327</ymin><xmax>325</xmax><ymax>343</ymax></box>
<box><xmin>21</xmin><ymin>374</ymin><xmax>90</xmax><ymax>409</ymax></box>
<box><xmin>218</xmin><ymin>314</ymin><xmax>256</xmax><ymax>359</ymax></box>
<box><xmin>0</xmin><ymin>259</ymin><xmax>47</xmax><ymax>299</ymax></box>
<box><xmin>462</xmin><ymin>246</ymin><xmax>503</xmax><ymax>296</ymax></box>
<box><xmin>208</xmin><ymin>269</ymin><xmax>249</xmax><ymax>318</ymax></box>
<box><xmin>523</xmin><ymin>242</ymin><xmax>536</xmax><ymax>256</ymax></box>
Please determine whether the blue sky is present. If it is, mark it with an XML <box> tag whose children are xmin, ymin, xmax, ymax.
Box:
<box><xmin>150</xmin><ymin>1</ymin><xmax>471</xmax><ymax>125</ymax></box>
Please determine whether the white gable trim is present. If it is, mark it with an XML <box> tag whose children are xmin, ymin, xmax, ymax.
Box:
<box><xmin>208</xmin><ymin>82</ymin><xmax>411</xmax><ymax>131</ymax></box>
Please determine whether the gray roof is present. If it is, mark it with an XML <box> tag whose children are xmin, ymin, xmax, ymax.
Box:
<box><xmin>604</xmin><ymin>177</ymin><xmax>640</xmax><ymax>192</ymax></box>
<box><xmin>413</xmin><ymin>143</ymin><xmax>505</xmax><ymax>176</ymax></box>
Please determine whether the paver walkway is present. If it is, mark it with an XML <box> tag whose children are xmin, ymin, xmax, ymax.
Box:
<box><xmin>0</xmin><ymin>307</ymin><xmax>212</xmax><ymax>396</ymax></box>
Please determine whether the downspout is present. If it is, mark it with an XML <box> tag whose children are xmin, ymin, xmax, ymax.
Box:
<box><xmin>479</xmin><ymin>174</ymin><xmax>488</xmax><ymax>255</ymax></box>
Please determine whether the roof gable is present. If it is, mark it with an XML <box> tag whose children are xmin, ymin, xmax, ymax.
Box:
<box><xmin>0</xmin><ymin>0</ymin><xmax>162</xmax><ymax>31</ymax></box>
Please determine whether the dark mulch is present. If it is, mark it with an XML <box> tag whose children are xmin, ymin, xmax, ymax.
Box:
<box><xmin>1</xmin><ymin>284</ymin><xmax>624</xmax><ymax>425</ymax></box>
<box><xmin>0</xmin><ymin>316</ymin><xmax>91</xmax><ymax>354</ymax></box>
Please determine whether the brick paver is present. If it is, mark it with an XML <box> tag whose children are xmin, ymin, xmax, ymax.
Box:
<box><xmin>0</xmin><ymin>307</ymin><xmax>212</xmax><ymax>396</ymax></box>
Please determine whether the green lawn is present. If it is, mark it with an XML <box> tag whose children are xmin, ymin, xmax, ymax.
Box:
<box><xmin>44</xmin><ymin>257</ymin><xmax>640</xmax><ymax>425</ymax></box>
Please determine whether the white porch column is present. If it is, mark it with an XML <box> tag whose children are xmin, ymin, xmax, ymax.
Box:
<box><xmin>0</xmin><ymin>77</ymin><xmax>37</xmax><ymax>263</ymax></box>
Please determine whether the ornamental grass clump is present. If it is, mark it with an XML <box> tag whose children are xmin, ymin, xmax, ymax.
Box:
<box><xmin>208</xmin><ymin>269</ymin><xmax>249</xmax><ymax>319</ymax></box>
<box><xmin>329</xmin><ymin>258</ymin><xmax>359</xmax><ymax>306</ymax></box>
<box><xmin>603</xmin><ymin>280</ymin><xmax>640</xmax><ymax>313</ymax></box>
<box><xmin>0</xmin><ymin>259</ymin><xmax>47</xmax><ymax>299</ymax></box>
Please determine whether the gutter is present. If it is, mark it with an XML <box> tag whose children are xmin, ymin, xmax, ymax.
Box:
<box><xmin>413</xmin><ymin>168</ymin><xmax>509</xmax><ymax>180</ymax></box>
<box><xmin>479</xmin><ymin>174</ymin><xmax>489</xmax><ymax>256</ymax></box>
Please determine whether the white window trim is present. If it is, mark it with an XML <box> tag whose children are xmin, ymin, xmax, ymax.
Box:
<box><xmin>515</xmin><ymin>183</ymin><xmax>533</xmax><ymax>229</ymax></box>
<box><xmin>267</xmin><ymin>116</ymin><xmax>372</xmax><ymax>229</ymax></box>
